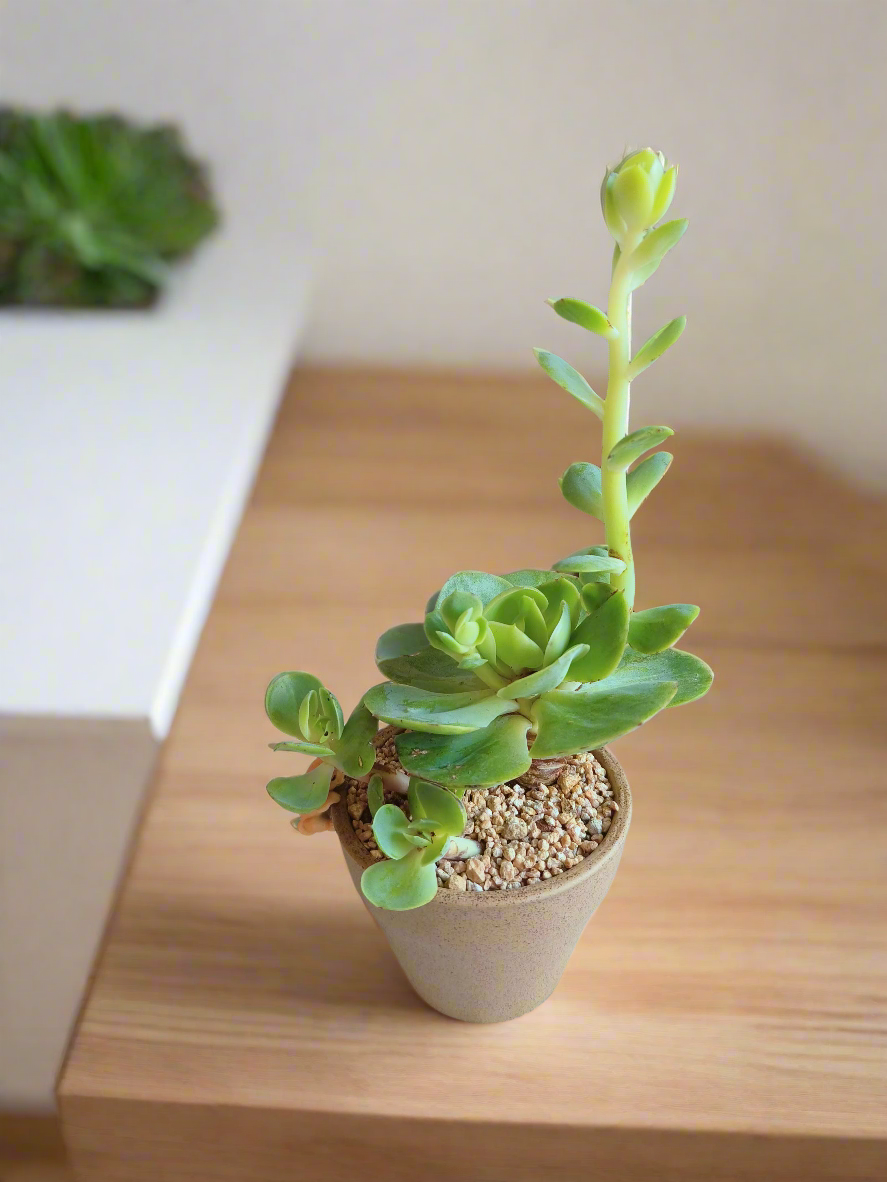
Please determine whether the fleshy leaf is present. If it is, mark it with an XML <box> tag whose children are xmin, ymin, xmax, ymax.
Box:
<box><xmin>372</xmin><ymin>804</ymin><xmax>417</xmax><ymax>859</ymax></box>
<box><xmin>378</xmin><ymin>645</ymin><xmax>486</xmax><ymax>693</ymax></box>
<box><xmin>269</xmin><ymin>740</ymin><xmax>336</xmax><ymax>759</ymax></box>
<box><xmin>437</xmin><ymin>570</ymin><xmax>513</xmax><ymax>607</ymax></box>
<box><xmin>538</xmin><ymin>577</ymin><xmax>582</xmax><ymax>629</ymax></box>
<box><xmin>264</xmin><ymin>671</ymin><xmax>324</xmax><ymax>738</ymax></box>
<box><xmin>408</xmin><ymin>780</ymin><xmax>466</xmax><ymax>836</ymax></box>
<box><xmin>581</xmin><ymin>581</ymin><xmax>612</xmax><ymax>611</ymax></box>
<box><xmin>629</xmin><ymin>218</ymin><xmax>688</xmax><ymax>275</ymax></box>
<box><xmin>375</xmin><ymin>623</ymin><xmax>429</xmax><ymax>663</ymax></box>
<box><xmin>502</xmin><ymin>568</ymin><xmax>569</xmax><ymax>590</ymax></box>
<box><xmin>363</xmin><ymin>682</ymin><xmax>518</xmax><ymax>735</ymax></box>
<box><xmin>533</xmin><ymin>349</ymin><xmax>604</xmax><ymax>420</ymax></box>
<box><xmin>543</xmin><ymin>600</ymin><xmax>573</xmax><ymax>664</ymax></box>
<box><xmin>335</xmin><ymin>700</ymin><xmax>378</xmax><ymax>778</ymax></box>
<box><xmin>396</xmin><ymin>716</ymin><xmax>533</xmax><ymax>790</ymax></box>
<box><xmin>559</xmin><ymin>462</ymin><xmax>603</xmax><ymax>519</ymax></box>
<box><xmin>607</xmin><ymin>426</ymin><xmax>674</xmax><ymax>472</ymax></box>
<box><xmin>367</xmin><ymin>774</ymin><xmax>384</xmax><ymax>818</ymax></box>
<box><xmin>488</xmin><ymin>622</ymin><xmax>545</xmax><ymax>672</ymax></box>
<box><xmin>497</xmin><ymin>643</ymin><xmax>589</xmax><ymax>700</ymax></box>
<box><xmin>608</xmin><ymin>646</ymin><xmax>713</xmax><ymax>706</ymax></box>
<box><xmin>568</xmin><ymin>590</ymin><xmax>630</xmax><ymax>682</ymax></box>
<box><xmin>626</xmin><ymin>451</ymin><xmax>673</xmax><ymax>518</ymax></box>
<box><xmin>628</xmin><ymin>316</ymin><xmax>686</xmax><ymax>380</ymax></box>
<box><xmin>530</xmin><ymin>679</ymin><xmax>678</xmax><ymax>759</ymax></box>
<box><xmin>547</xmin><ymin>297</ymin><xmax>617</xmax><ymax>339</ymax></box>
<box><xmin>266</xmin><ymin>761</ymin><xmax>332</xmax><ymax>813</ymax></box>
<box><xmin>360</xmin><ymin>847</ymin><xmax>440</xmax><ymax>911</ymax></box>
<box><xmin>629</xmin><ymin>604</ymin><xmax>700</xmax><ymax>654</ymax></box>
<box><xmin>552</xmin><ymin>552</ymin><xmax>626</xmax><ymax>575</ymax></box>
<box><xmin>484</xmin><ymin>585</ymin><xmax>548</xmax><ymax>624</ymax></box>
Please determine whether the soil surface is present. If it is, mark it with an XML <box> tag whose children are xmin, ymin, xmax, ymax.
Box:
<box><xmin>344</xmin><ymin>728</ymin><xmax>616</xmax><ymax>893</ymax></box>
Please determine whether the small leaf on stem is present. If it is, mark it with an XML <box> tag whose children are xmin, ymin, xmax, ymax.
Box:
<box><xmin>628</xmin><ymin>316</ymin><xmax>686</xmax><ymax>380</ymax></box>
<box><xmin>533</xmin><ymin>349</ymin><xmax>605</xmax><ymax>420</ymax></box>
<box><xmin>607</xmin><ymin>426</ymin><xmax>674</xmax><ymax>471</ymax></box>
<box><xmin>547</xmin><ymin>297</ymin><xmax>618</xmax><ymax>339</ymax></box>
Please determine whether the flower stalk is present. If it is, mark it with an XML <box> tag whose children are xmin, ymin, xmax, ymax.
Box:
<box><xmin>602</xmin><ymin>232</ymin><xmax>641</xmax><ymax>609</ymax></box>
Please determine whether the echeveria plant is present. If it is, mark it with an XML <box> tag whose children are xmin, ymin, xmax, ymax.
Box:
<box><xmin>264</xmin><ymin>147</ymin><xmax>712</xmax><ymax>909</ymax></box>
<box><xmin>0</xmin><ymin>108</ymin><xmax>217</xmax><ymax>307</ymax></box>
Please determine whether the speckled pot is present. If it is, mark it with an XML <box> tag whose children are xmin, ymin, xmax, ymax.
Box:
<box><xmin>331</xmin><ymin>746</ymin><xmax>631</xmax><ymax>1023</ymax></box>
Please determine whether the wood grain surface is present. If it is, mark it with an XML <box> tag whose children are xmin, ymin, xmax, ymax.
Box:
<box><xmin>58</xmin><ymin>370</ymin><xmax>887</xmax><ymax>1180</ymax></box>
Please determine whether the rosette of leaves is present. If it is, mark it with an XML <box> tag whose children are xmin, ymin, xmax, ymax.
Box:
<box><xmin>366</xmin><ymin>563</ymin><xmax>710</xmax><ymax>793</ymax></box>
<box><xmin>0</xmin><ymin>108</ymin><xmax>217</xmax><ymax>307</ymax></box>
<box><xmin>361</xmin><ymin>777</ymin><xmax>480</xmax><ymax>910</ymax></box>
<box><xmin>264</xmin><ymin>672</ymin><xmax>377</xmax><ymax>815</ymax></box>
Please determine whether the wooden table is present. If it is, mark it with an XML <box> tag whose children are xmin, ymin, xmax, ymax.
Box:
<box><xmin>59</xmin><ymin>370</ymin><xmax>887</xmax><ymax>1181</ymax></box>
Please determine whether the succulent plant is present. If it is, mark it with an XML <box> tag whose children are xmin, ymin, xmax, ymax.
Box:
<box><xmin>361</xmin><ymin>777</ymin><xmax>481</xmax><ymax>910</ymax></box>
<box><xmin>0</xmin><ymin>108</ymin><xmax>217</xmax><ymax>307</ymax></box>
<box><xmin>265</xmin><ymin>673</ymin><xmax>377</xmax><ymax>813</ymax></box>
<box><xmin>263</xmin><ymin>147</ymin><xmax>713</xmax><ymax>910</ymax></box>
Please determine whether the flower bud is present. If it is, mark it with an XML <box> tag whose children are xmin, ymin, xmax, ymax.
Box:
<box><xmin>601</xmin><ymin>148</ymin><xmax>678</xmax><ymax>240</ymax></box>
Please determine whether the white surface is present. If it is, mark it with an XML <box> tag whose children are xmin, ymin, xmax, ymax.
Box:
<box><xmin>6</xmin><ymin>0</ymin><xmax>884</xmax><ymax>485</ymax></box>
<box><xmin>0</xmin><ymin>228</ymin><xmax>309</xmax><ymax>733</ymax></box>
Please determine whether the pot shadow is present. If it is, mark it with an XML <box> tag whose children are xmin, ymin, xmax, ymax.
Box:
<box><xmin>111</xmin><ymin>892</ymin><xmax>424</xmax><ymax>1020</ymax></box>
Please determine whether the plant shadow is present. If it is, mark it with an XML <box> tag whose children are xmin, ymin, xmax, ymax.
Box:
<box><xmin>111</xmin><ymin>892</ymin><xmax>424</xmax><ymax>1020</ymax></box>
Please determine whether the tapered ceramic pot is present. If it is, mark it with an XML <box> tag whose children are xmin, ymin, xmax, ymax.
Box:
<box><xmin>331</xmin><ymin>746</ymin><xmax>631</xmax><ymax>1023</ymax></box>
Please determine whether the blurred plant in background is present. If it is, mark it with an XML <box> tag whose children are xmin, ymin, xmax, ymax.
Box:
<box><xmin>0</xmin><ymin>108</ymin><xmax>218</xmax><ymax>308</ymax></box>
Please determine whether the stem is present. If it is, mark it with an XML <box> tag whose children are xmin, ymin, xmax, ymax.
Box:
<box><xmin>602</xmin><ymin>235</ymin><xmax>640</xmax><ymax>608</ymax></box>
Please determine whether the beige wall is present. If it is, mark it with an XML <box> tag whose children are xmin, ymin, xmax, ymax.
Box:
<box><xmin>4</xmin><ymin>0</ymin><xmax>887</xmax><ymax>485</ymax></box>
<box><xmin>0</xmin><ymin>718</ymin><xmax>157</xmax><ymax>1111</ymax></box>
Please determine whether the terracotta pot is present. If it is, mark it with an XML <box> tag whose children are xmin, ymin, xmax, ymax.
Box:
<box><xmin>331</xmin><ymin>746</ymin><xmax>631</xmax><ymax>1023</ymax></box>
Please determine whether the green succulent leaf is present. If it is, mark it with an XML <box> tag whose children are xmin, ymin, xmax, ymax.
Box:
<box><xmin>559</xmin><ymin>462</ymin><xmax>603</xmax><ymax>519</ymax></box>
<box><xmin>547</xmin><ymin>297</ymin><xmax>618</xmax><ymax>339</ymax></box>
<box><xmin>437</xmin><ymin>570</ymin><xmax>513</xmax><ymax>607</ymax></box>
<box><xmin>335</xmin><ymin>700</ymin><xmax>378</xmax><ymax>778</ymax></box>
<box><xmin>396</xmin><ymin>716</ymin><xmax>533</xmax><ymax>790</ymax></box>
<box><xmin>530</xmin><ymin>679</ymin><xmax>678</xmax><ymax>759</ymax></box>
<box><xmin>407</xmin><ymin>779</ymin><xmax>466</xmax><ymax>836</ymax></box>
<box><xmin>568</xmin><ymin>590</ymin><xmax>630</xmax><ymax>682</ymax></box>
<box><xmin>484</xmin><ymin>585</ymin><xmax>548</xmax><ymax>624</ymax></box>
<box><xmin>533</xmin><ymin>349</ymin><xmax>604</xmax><ymax>420</ymax></box>
<box><xmin>266</xmin><ymin>761</ymin><xmax>332</xmax><ymax>814</ymax></box>
<box><xmin>375</xmin><ymin>623</ymin><xmax>429</xmax><ymax>663</ymax></box>
<box><xmin>607</xmin><ymin>426</ymin><xmax>674</xmax><ymax>472</ymax></box>
<box><xmin>360</xmin><ymin>847</ymin><xmax>440</xmax><ymax>911</ymax></box>
<box><xmin>502</xmin><ymin>568</ymin><xmax>571</xmax><ymax>590</ymax></box>
<box><xmin>367</xmin><ymin>774</ymin><xmax>384</xmax><ymax>818</ymax></box>
<box><xmin>629</xmin><ymin>604</ymin><xmax>700</xmax><ymax>654</ymax></box>
<box><xmin>497</xmin><ymin>643</ymin><xmax>589</xmax><ymax>700</ymax></box>
<box><xmin>317</xmin><ymin>686</ymin><xmax>344</xmax><ymax>737</ymax></box>
<box><xmin>608</xmin><ymin>646</ymin><xmax>713</xmax><ymax>706</ymax></box>
<box><xmin>581</xmin><ymin>582</ymin><xmax>612</xmax><ymax>611</ymax></box>
<box><xmin>628</xmin><ymin>316</ymin><xmax>686</xmax><ymax>380</ymax></box>
<box><xmin>268</xmin><ymin>740</ymin><xmax>336</xmax><ymax>759</ymax></box>
<box><xmin>552</xmin><ymin>552</ymin><xmax>626</xmax><ymax>575</ymax></box>
<box><xmin>538</xmin><ymin>577</ymin><xmax>583</xmax><ymax>629</ymax></box>
<box><xmin>488</xmin><ymin>622</ymin><xmax>545</xmax><ymax>672</ymax></box>
<box><xmin>363</xmin><ymin>682</ymin><xmax>518</xmax><ymax>734</ymax></box>
<box><xmin>626</xmin><ymin>451</ymin><xmax>673</xmax><ymax>518</ymax></box>
<box><xmin>372</xmin><ymin>804</ymin><xmax>417</xmax><ymax>859</ymax></box>
<box><xmin>439</xmin><ymin>590</ymin><xmax>483</xmax><ymax>631</ymax></box>
<box><xmin>265</xmin><ymin>671</ymin><xmax>325</xmax><ymax>738</ymax></box>
<box><xmin>378</xmin><ymin>645</ymin><xmax>485</xmax><ymax>693</ymax></box>
<box><xmin>629</xmin><ymin>218</ymin><xmax>688</xmax><ymax>276</ymax></box>
<box><xmin>543</xmin><ymin>600</ymin><xmax>573</xmax><ymax>664</ymax></box>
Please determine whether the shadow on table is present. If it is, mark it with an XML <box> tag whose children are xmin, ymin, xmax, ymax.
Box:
<box><xmin>107</xmin><ymin>892</ymin><xmax>423</xmax><ymax>1018</ymax></box>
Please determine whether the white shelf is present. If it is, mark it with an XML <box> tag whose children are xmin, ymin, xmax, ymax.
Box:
<box><xmin>0</xmin><ymin>224</ymin><xmax>311</xmax><ymax>736</ymax></box>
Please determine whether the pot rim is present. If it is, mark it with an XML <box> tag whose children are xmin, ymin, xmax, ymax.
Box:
<box><xmin>331</xmin><ymin>745</ymin><xmax>631</xmax><ymax>908</ymax></box>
